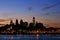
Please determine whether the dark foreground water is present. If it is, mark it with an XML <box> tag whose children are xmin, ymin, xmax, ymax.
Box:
<box><xmin>0</xmin><ymin>34</ymin><xmax>60</xmax><ymax>40</ymax></box>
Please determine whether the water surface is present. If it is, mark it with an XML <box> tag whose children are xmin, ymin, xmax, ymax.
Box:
<box><xmin>0</xmin><ymin>34</ymin><xmax>60</xmax><ymax>40</ymax></box>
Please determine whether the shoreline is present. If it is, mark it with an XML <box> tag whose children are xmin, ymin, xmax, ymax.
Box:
<box><xmin>0</xmin><ymin>33</ymin><xmax>60</xmax><ymax>35</ymax></box>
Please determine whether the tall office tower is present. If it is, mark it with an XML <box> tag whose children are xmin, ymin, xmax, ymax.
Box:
<box><xmin>16</xmin><ymin>19</ymin><xmax>19</xmax><ymax>25</ymax></box>
<box><xmin>33</xmin><ymin>17</ymin><xmax>35</xmax><ymax>26</ymax></box>
<box><xmin>10</xmin><ymin>20</ymin><xmax>14</xmax><ymax>29</ymax></box>
<box><xmin>10</xmin><ymin>20</ymin><xmax>13</xmax><ymax>25</ymax></box>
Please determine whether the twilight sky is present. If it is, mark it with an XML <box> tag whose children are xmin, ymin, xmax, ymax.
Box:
<box><xmin>0</xmin><ymin>0</ymin><xmax>60</xmax><ymax>28</ymax></box>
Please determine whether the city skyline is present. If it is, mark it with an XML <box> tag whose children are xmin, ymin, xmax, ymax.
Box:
<box><xmin>0</xmin><ymin>0</ymin><xmax>60</xmax><ymax>28</ymax></box>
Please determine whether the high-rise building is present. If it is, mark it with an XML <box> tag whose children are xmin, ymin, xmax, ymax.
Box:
<box><xmin>10</xmin><ymin>20</ymin><xmax>14</xmax><ymax>30</ymax></box>
<box><xmin>10</xmin><ymin>20</ymin><xmax>13</xmax><ymax>25</ymax></box>
<box><xmin>20</xmin><ymin>19</ymin><xmax>23</xmax><ymax>25</ymax></box>
<box><xmin>16</xmin><ymin>19</ymin><xmax>19</xmax><ymax>25</ymax></box>
<box><xmin>33</xmin><ymin>17</ymin><xmax>35</xmax><ymax>26</ymax></box>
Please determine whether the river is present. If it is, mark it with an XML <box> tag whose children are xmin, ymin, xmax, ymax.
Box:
<box><xmin>0</xmin><ymin>34</ymin><xmax>60</xmax><ymax>40</ymax></box>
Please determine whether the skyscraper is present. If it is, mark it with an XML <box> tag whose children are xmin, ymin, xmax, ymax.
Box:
<box><xmin>10</xmin><ymin>20</ymin><xmax>14</xmax><ymax>30</ymax></box>
<box><xmin>20</xmin><ymin>19</ymin><xmax>23</xmax><ymax>26</ymax></box>
<box><xmin>16</xmin><ymin>19</ymin><xmax>19</xmax><ymax>25</ymax></box>
<box><xmin>10</xmin><ymin>20</ymin><xmax>14</xmax><ymax>25</ymax></box>
<box><xmin>33</xmin><ymin>17</ymin><xmax>35</xmax><ymax>26</ymax></box>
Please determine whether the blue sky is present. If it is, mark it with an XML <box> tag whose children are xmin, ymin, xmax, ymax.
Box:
<box><xmin>0</xmin><ymin>0</ymin><xmax>60</xmax><ymax>27</ymax></box>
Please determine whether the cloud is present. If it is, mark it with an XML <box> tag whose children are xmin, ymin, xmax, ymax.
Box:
<box><xmin>0</xmin><ymin>19</ymin><xmax>9</xmax><ymax>22</ymax></box>
<box><xmin>44</xmin><ymin>11</ymin><xmax>60</xmax><ymax>16</ymax></box>
<box><xmin>28</xmin><ymin>7</ymin><xmax>32</xmax><ymax>11</ymax></box>
<box><xmin>52</xmin><ymin>12</ymin><xmax>60</xmax><ymax>14</ymax></box>
<box><xmin>0</xmin><ymin>24</ymin><xmax>4</xmax><ymax>25</ymax></box>
<box><xmin>44</xmin><ymin>13</ymin><xmax>50</xmax><ymax>15</ymax></box>
<box><xmin>42</xmin><ymin>2</ymin><xmax>60</xmax><ymax>10</ymax></box>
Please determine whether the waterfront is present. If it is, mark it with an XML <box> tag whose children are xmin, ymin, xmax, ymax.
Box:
<box><xmin>0</xmin><ymin>34</ymin><xmax>60</xmax><ymax>40</ymax></box>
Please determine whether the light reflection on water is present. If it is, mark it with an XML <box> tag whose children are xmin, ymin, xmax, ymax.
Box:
<box><xmin>36</xmin><ymin>34</ymin><xmax>39</xmax><ymax>39</ymax></box>
<box><xmin>0</xmin><ymin>34</ymin><xmax>60</xmax><ymax>40</ymax></box>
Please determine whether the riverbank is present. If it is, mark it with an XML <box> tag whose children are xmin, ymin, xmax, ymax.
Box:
<box><xmin>0</xmin><ymin>33</ymin><xmax>60</xmax><ymax>35</ymax></box>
